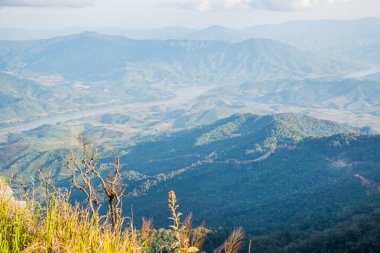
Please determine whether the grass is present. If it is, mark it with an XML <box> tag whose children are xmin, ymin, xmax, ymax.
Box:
<box><xmin>0</xmin><ymin>193</ymin><xmax>152</xmax><ymax>253</ymax></box>
<box><xmin>0</xmin><ymin>179</ymin><xmax>244</xmax><ymax>253</ymax></box>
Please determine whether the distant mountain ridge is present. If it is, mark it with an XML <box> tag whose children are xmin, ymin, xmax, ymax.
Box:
<box><xmin>2</xmin><ymin>17</ymin><xmax>379</xmax><ymax>42</ymax></box>
<box><xmin>2</xmin><ymin>17</ymin><xmax>379</xmax><ymax>65</ymax></box>
<box><xmin>0</xmin><ymin>32</ymin><xmax>354</xmax><ymax>82</ymax></box>
<box><xmin>201</xmin><ymin>78</ymin><xmax>380</xmax><ymax>111</ymax></box>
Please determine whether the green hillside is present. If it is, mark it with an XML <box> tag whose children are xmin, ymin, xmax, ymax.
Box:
<box><xmin>114</xmin><ymin>114</ymin><xmax>380</xmax><ymax>252</ymax></box>
<box><xmin>125</xmin><ymin>113</ymin><xmax>371</xmax><ymax>172</ymax></box>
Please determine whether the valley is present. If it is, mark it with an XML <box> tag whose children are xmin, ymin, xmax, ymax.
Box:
<box><xmin>0</xmin><ymin>17</ymin><xmax>379</xmax><ymax>253</ymax></box>
<box><xmin>0</xmin><ymin>85</ymin><xmax>212</xmax><ymax>139</ymax></box>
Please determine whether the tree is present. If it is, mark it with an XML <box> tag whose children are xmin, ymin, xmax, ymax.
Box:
<box><xmin>67</xmin><ymin>135</ymin><xmax>125</xmax><ymax>230</ymax></box>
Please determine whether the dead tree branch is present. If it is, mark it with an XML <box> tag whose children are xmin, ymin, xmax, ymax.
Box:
<box><xmin>67</xmin><ymin>136</ymin><xmax>125</xmax><ymax>229</ymax></box>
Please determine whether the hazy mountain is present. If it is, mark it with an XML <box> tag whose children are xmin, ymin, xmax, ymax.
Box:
<box><xmin>343</xmin><ymin>42</ymin><xmax>380</xmax><ymax>64</ymax></box>
<box><xmin>244</xmin><ymin>18</ymin><xmax>380</xmax><ymax>50</ymax></box>
<box><xmin>0</xmin><ymin>32</ymin><xmax>354</xmax><ymax>82</ymax></box>
<box><xmin>0</xmin><ymin>69</ymin><xmax>172</xmax><ymax>127</ymax></box>
<box><xmin>155</xmin><ymin>78</ymin><xmax>380</xmax><ymax>132</ymax></box>
<box><xmin>0</xmin><ymin>72</ymin><xmax>59</xmax><ymax>123</ymax></box>
<box><xmin>101</xmin><ymin>17</ymin><xmax>380</xmax><ymax>65</ymax></box>
<box><xmin>121</xmin><ymin>18</ymin><xmax>380</xmax><ymax>64</ymax></box>
<box><xmin>3</xmin><ymin>18</ymin><xmax>379</xmax><ymax>43</ymax></box>
<box><xmin>206</xmin><ymin>79</ymin><xmax>380</xmax><ymax>111</ymax></box>
<box><xmin>2</xmin><ymin>18</ymin><xmax>379</xmax><ymax>66</ymax></box>
<box><xmin>124</xmin><ymin>18</ymin><xmax>380</xmax><ymax>64</ymax></box>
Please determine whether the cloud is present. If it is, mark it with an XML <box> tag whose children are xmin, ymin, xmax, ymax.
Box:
<box><xmin>0</xmin><ymin>0</ymin><xmax>96</xmax><ymax>8</ymax></box>
<box><xmin>161</xmin><ymin>0</ymin><xmax>251</xmax><ymax>11</ymax></box>
<box><xmin>161</xmin><ymin>0</ymin><xmax>355</xmax><ymax>11</ymax></box>
<box><xmin>249</xmin><ymin>0</ymin><xmax>351</xmax><ymax>11</ymax></box>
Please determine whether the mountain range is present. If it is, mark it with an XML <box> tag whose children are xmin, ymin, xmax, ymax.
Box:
<box><xmin>0</xmin><ymin>32</ymin><xmax>354</xmax><ymax>82</ymax></box>
<box><xmin>2</xmin><ymin>18</ymin><xmax>379</xmax><ymax>64</ymax></box>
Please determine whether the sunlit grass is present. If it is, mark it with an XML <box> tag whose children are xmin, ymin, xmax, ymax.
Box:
<box><xmin>0</xmin><ymin>180</ymin><xmax>154</xmax><ymax>253</ymax></box>
<box><xmin>0</xmin><ymin>178</ymin><xmax>243</xmax><ymax>253</ymax></box>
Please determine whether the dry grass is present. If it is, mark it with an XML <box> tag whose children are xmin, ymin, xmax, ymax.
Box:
<box><xmin>0</xmin><ymin>177</ymin><xmax>153</xmax><ymax>253</ymax></box>
<box><xmin>0</xmin><ymin>179</ymin><xmax>244</xmax><ymax>253</ymax></box>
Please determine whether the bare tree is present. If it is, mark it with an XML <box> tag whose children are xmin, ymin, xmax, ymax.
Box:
<box><xmin>95</xmin><ymin>156</ymin><xmax>124</xmax><ymax>229</ymax></box>
<box><xmin>36</xmin><ymin>168</ymin><xmax>57</xmax><ymax>205</ymax></box>
<box><xmin>67</xmin><ymin>135</ymin><xmax>125</xmax><ymax>230</ymax></box>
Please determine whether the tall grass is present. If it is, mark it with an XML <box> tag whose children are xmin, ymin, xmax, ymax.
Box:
<box><xmin>0</xmin><ymin>181</ymin><xmax>153</xmax><ymax>253</ymax></box>
<box><xmin>0</xmin><ymin>197</ymin><xmax>34</xmax><ymax>252</ymax></box>
<box><xmin>168</xmin><ymin>190</ymin><xmax>207</xmax><ymax>253</ymax></box>
<box><xmin>0</xmin><ymin>179</ymin><xmax>244</xmax><ymax>253</ymax></box>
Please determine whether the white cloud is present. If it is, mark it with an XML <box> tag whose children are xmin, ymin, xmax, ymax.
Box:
<box><xmin>161</xmin><ymin>0</ymin><xmax>359</xmax><ymax>11</ymax></box>
<box><xmin>0</xmin><ymin>0</ymin><xmax>96</xmax><ymax>8</ymax></box>
<box><xmin>162</xmin><ymin>0</ymin><xmax>251</xmax><ymax>11</ymax></box>
<box><xmin>250</xmin><ymin>0</ymin><xmax>352</xmax><ymax>11</ymax></box>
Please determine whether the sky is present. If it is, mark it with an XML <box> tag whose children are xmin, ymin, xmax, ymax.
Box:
<box><xmin>0</xmin><ymin>0</ymin><xmax>380</xmax><ymax>29</ymax></box>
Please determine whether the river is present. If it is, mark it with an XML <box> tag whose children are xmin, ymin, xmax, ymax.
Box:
<box><xmin>0</xmin><ymin>86</ymin><xmax>212</xmax><ymax>138</ymax></box>
<box><xmin>344</xmin><ymin>64</ymin><xmax>380</xmax><ymax>78</ymax></box>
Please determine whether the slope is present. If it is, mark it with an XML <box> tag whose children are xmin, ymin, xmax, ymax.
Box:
<box><xmin>119</xmin><ymin>114</ymin><xmax>380</xmax><ymax>251</ymax></box>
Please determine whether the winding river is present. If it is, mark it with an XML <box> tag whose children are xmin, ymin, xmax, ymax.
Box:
<box><xmin>0</xmin><ymin>86</ymin><xmax>212</xmax><ymax>138</ymax></box>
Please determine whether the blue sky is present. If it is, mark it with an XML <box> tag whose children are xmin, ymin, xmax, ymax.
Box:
<box><xmin>1</xmin><ymin>0</ymin><xmax>380</xmax><ymax>29</ymax></box>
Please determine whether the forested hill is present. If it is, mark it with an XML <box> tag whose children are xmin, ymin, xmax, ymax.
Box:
<box><xmin>117</xmin><ymin>113</ymin><xmax>380</xmax><ymax>252</ymax></box>
<box><xmin>125</xmin><ymin>113</ymin><xmax>373</xmax><ymax>170</ymax></box>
